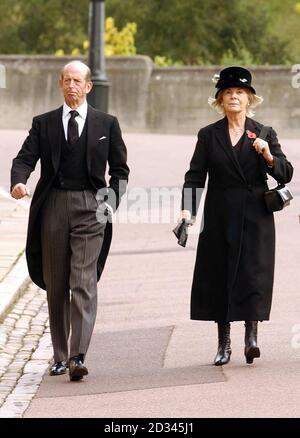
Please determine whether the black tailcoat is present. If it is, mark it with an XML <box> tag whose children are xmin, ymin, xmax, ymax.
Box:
<box><xmin>11</xmin><ymin>105</ymin><xmax>129</xmax><ymax>290</ymax></box>
<box><xmin>182</xmin><ymin>117</ymin><xmax>293</xmax><ymax>322</ymax></box>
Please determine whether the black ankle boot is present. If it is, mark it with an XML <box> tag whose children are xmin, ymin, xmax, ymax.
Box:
<box><xmin>244</xmin><ymin>321</ymin><xmax>260</xmax><ymax>364</ymax></box>
<box><xmin>214</xmin><ymin>322</ymin><xmax>231</xmax><ymax>366</ymax></box>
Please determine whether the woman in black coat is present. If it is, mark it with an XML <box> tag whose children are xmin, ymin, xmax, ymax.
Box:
<box><xmin>181</xmin><ymin>66</ymin><xmax>293</xmax><ymax>366</ymax></box>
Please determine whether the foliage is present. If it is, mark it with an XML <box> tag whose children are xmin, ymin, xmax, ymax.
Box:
<box><xmin>220</xmin><ymin>47</ymin><xmax>256</xmax><ymax>67</ymax></box>
<box><xmin>104</xmin><ymin>17</ymin><xmax>137</xmax><ymax>56</ymax></box>
<box><xmin>153</xmin><ymin>56</ymin><xmax>183</xmax><ymax>67</ymax></box>
<box><xmin>55</xmin><ymin>17</ymin><xmax>137</xmax><ymax>57</ymax></box>
<box><xmin>0</xmin><ymin>0</ymin><xmax>89</xmax><ymax>54</ymax></box>
<box><xmin>0</xmin><ymin>0</ymin><xmax>300</xmax><ymax>65</ymax></box>
<box><xmin>106</xmin><ymin>0</ymin><xmax>299</xmax><ymax>65</ymax></box>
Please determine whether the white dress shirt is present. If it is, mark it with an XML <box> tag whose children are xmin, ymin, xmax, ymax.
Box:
<box><xmin>62</xmin><ymin>100</ymin><xmax>88</xmax><ymax>140</ymax></box>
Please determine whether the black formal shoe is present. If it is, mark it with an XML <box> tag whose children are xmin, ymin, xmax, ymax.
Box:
<box><xmin>49</xmin><ymin>360</ymin><xmax>67</xmax><ymax>376</ymax></box>
<box><xmin>214</xmin><ymin>322</ymin><xmax>232</xmax><ymax>366</ymax></box>
<box><xmin>69</xmin><ymin>356</ymin><xmax>88</xmax><ymax>381</ymax></box>
<box><xmin>244</xmin><ymin>321</ymin><xmax>260</xmax><ymax>364</ymax></box>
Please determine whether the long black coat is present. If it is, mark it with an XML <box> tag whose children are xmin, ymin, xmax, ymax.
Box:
<box><xmin>11</xmin><ymin>105</ymin><xmax>129</xmax><ymax>290</ymax></box>
<box><xmin>182</xmin><ymin>117</ymin><xmax>293</xmax><ymax>322</ymax></box>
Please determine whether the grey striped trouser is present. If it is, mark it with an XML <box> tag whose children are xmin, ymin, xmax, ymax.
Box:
<box><xmin>41</xmin><ymin>189</ymin><xmax>105</xmax><ymax>362</ymax></box>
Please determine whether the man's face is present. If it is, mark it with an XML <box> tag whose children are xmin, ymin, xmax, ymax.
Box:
<box><xmin>59</xmin><ymin>66</ymin><xmax>92</xmax><ymax>108</ymax></box>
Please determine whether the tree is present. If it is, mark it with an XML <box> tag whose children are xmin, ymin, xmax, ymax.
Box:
<box><xmin>106</xmin><ymin>0</ymin><xmax>293</xmax><ymax>64</ymax></box>
<box><xmin>55</xmin><ymin>17</ymin><xmax>137</xmax><ymax>57</ymax></box>
<box><xmin>0</xmin><ymin>0</ymin><xmax>89</xmax><ymax>54</ymax></box>
<box><xmin>0</xmin><ymin>0</ymin><xmax>298</xmax><ymax>65</ymax></box>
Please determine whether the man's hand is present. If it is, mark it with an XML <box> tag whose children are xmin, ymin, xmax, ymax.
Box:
<box><xmin>11</xmin><ymin>183</ymin><xmax>30</xmax><ymax>200</ymax></box>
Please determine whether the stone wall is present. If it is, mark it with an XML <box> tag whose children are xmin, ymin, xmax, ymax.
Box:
<box><xmin>0</xmin><ymin>55</ymin><xmax>299</xmax><ymax>137</ymax></box>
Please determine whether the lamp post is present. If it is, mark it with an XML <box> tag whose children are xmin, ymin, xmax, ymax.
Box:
<box><xmin>88</xmin><ymin>0</ymin><xmax>110</xmax><ymax>112</ymax></box>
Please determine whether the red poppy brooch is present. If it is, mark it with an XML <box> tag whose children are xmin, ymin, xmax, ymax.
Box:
<box><xmin>246</xmin><ymin>130</ymin><xmax>256</xmax><ymax>139</ymax></box>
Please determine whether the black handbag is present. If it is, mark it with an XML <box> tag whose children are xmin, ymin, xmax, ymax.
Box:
<box><xmin>259</xmin><ymin>126</ymin><xmax>293</xmax><ymax>213</ymax></box>
<box><xmin>264</xmin><ymin>184</ymin><xmax>293</xmax><ymax>213</ymax></box>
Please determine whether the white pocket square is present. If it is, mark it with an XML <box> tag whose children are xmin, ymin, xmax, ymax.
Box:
<box><xmin>99</xmin><ymin>136</ymin><xmax>107</xmax><ymax>141</ymax></box>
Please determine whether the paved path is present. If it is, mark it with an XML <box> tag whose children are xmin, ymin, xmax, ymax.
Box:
<box><xmin>0</xmin><ymin>130</ymin><xmax>299</xmax><ymax>418</ymax></box>
<box><xmin>0</xmin><ymin>283</ymin><xmax>51</xmax><ymax>417</ymax></box>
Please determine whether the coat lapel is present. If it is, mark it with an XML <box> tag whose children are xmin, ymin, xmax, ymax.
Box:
<box><xmin>86</xmin><ymin>105</ymin><xmax>104</xmax><ymax>174</ymax></box>
<box><xmin>241</xmin><ymin>117</ymin><xmax>260</xmax><ymax>162</ymax></box>
<box><xmin>245</xmin><ymin>117</ymin><xmax>268</xmax><ymax>180</ymax></box>
<box><xmin>245</xmin><ymin>117</ymin><xmax>261</xmax><ymax>139</ymax></box>
<box><xmin>48</xmin><ymin>106</ymin><xmax>63</xmax><ymax>172</ymax></box>
<box><xmin>215</xmin><ymin>117</ymin><xmax>247</xmax><ymax>183</ymax></box>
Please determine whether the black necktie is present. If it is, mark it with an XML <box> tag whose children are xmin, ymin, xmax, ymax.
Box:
<box><xmin>67</xmin><ymin>110</ymin><xmax>79</xmax><ymax>144</ymax></box>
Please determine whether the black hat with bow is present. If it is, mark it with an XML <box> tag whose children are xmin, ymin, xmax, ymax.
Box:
<box><xmin>214</xmin><ymin>66</ymin><xmax>256</xmax><ymax>98</ymax></box>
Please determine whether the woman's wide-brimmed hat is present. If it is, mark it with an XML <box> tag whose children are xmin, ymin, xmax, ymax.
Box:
<box><xmin>213</xmin><ymin>66</ymin><xmax>256</xmax><ymax>98</ymax></box>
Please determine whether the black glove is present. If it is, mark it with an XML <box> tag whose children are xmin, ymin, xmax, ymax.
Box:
<box><xmin>173</xmin><ymin>218</ymin><xmax>192</xmax><ymax>247</ymax></box>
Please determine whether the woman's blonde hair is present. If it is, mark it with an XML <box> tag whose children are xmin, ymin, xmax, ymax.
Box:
<box><xmin>208</xmin><ymin>89</ymin><xmax>263</xmax><ymax>117</ymax></box>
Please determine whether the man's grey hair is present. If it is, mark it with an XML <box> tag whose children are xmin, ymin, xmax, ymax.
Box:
<box><xmin>60</xmin><ymin>60</ymin><xmax>92</xmax><ymax>81</ymax></box>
